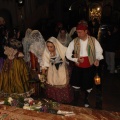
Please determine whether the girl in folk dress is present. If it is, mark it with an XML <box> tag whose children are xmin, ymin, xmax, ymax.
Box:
<box><xmin>41</xmin><ymin>37</ymin><xmax>73</xmax><ymax>103</ymax></box>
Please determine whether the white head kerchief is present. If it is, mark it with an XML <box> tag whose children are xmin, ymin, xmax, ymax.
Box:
<box><xmin>42</xmin><ymin>37</ymin><xmax>67</xmax><ymax>69</ymax></box>
<box><xmin>57</xmin><ymin>31</ymin><xmax>72</xmax><ymax>47</ymax></box>
<box><xmin>29</xmin><ymin>30</ymin><xmax>45</xmax><ymax>64</ymax></box>
<box><xmin>22</xmin><ymin>28</ymin><xmax>32</xmax><ymax>62</ymax></box>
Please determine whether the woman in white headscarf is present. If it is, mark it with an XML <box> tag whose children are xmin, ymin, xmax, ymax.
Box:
<box><xmin>41</xmin><ymin>37</ymin><xmax>73</xmax><ymax>103</ymax></box>
<box><xmin>22</xmin><ymin>28</ymin><xmax>32</xmax><ymax>63</ymax></box>
<box><xmin>29</xmin><ymin>30</ymin><xmax>45</xmax><ymax>72</ymax></box>
<box><xmin>57</xmin><ymin>28</ymin><xmax>72</xmax><ymax>47</ymax></box>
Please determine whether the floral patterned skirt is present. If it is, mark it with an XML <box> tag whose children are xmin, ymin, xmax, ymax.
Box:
<box><xmin>45</xmin><ymin>84</ymin><xmax>73</xmax><ymax>104</ymax></box>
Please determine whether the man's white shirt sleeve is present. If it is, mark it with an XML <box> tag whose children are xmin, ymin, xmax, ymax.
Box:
<box><xmin>66</xmin><ymin>40</ymin><xmax>78</xmax><ymax>63</ymax></box>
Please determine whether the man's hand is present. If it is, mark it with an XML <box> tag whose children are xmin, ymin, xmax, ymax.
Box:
<box><xmin>77</xmin><ymin>57</ymin><xmax>84</xmax><ymax>63</ymax></box>
<box><xmin>73</xmin><ymin>54</ymin><xmax>77</xmax><ymax>58</ymax></box>
<box><xmin>94</xmin><ymin>59</ymin><xmax>99</xmax><ymax>66</ymax></box>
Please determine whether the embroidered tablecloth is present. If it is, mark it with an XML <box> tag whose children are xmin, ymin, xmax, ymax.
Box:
<box><xmin>0</xmin><ymin>104</ymin><xmax>120</xmax><ymax>120</ymax></box>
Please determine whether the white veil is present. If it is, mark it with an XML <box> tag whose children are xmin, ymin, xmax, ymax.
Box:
<box><xmin>29</xmin><ymin>30</ymin><xmax>45</xmax><ymax>65</ymax></box>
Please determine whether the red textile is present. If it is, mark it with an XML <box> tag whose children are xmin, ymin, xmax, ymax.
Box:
<box><xmin>30</xmin><ymin>52</ymin><xmax>38</xmax><ymax>70</ymax></box>
<box><xmin>76</xmin><ymin>23</ymin><xmax>88</xmax><ymax>30</ymax></box>
<box><xmin>45</xmin><ymin>85</ymin><xmax>73</xmax><ymax>103</ymax></box>
<box><xmin>76</xmin><ymin>56</ymin><xmax>91</xmax><ymax>68</ymax></box>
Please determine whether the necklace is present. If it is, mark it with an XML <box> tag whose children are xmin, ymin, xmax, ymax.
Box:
<box><xmin>50</xmin><ymin>52</ymin><xmax>55</xmax><ymax>57</ymax></box>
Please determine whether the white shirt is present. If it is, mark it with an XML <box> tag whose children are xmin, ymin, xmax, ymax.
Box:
<box><xmin>66</xmin><ymin>37</ymin><xmax>104</xmax><ymax>63</ymax></box>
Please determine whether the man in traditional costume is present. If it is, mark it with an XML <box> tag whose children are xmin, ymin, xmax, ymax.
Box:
<box><xmin>66</xmin><ymin>20</ymin><xmax>103</xmax><ymax>107</ymax></box>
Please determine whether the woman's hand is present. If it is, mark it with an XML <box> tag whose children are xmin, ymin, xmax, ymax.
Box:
<box><xmin>42</xmin><ymin>69</ymin><xmax>46</xmax><ymax>75</ymax></box>
<box><xmin>40</xmin><ymin>74</ymin><xmax>46</xmax><ymax>82</ymax></box>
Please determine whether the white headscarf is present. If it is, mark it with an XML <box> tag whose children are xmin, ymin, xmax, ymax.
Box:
<box><xmin>29</xmin><ymin>30</ymin><xmax>45</xmax><ymax>65</ymax></box>
<box><xmin>24</xmin><ymin>28</ymin><xmax>32</xmax><ymax>39</ymax></box>
<box><xmin>22</xmin><ymin>28</ymin><xmax>32</xmax><ymax>62</ymax></box>
<box><xmin>42</xmin><ymin>37</ymin><xmax>67</xmax><ymax>69</ymax></box>
<box><xmin>57</xmin><ymin>30</ymin><xmax>72</xmax><ymax>47</ymax></box>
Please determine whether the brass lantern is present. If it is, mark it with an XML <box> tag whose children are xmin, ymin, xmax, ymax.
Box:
<box><xmin>94</xmin><ymin>73</ymin><xmax>101</xmax><ymax>85</ymax></box>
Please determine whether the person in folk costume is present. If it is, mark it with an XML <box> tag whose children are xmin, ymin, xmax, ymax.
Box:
<box><xmin>29</xmin><ymin>30</ymin><xmax>45</xmax><ymax>73</ymax></box>
<box><xmin>66</xmin><ymin>20</ymin><xmax>103</xmax><ymax>107</ymax></box>
<box><xmin>57</xmin><ymin>27</ymin><xmax>72</xmax><ymax>47</ymax></box>
<box><xmin>41</xmin><ymin>37</ymin><xmax>73</xmax><ymax>103</ymax></box>
<box><xmin>68</xmin><ymin>20</ymin><xmax>91</xmax><ymax>77</ymax></box>
<box><xmin>0</xmin><ymin>38</ymin><xmax>29</xmax><ymax>94</ymax></box>
<box><xmin>22</xmin><ymin>28</ymin><xmax>32</xmax><ymax>66</ymax></box>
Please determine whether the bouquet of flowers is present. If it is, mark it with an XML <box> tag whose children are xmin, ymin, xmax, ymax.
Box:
<box><xmin>4</xmin><ymin>96</ymin><xmax>41</xmax><ymax>110</ymax></box>
<box><xmin>23</xmin><ymin>98</ymin><xmax>42</xmax><ymax>110</ymax></box>
<box><xmin>3</xmin><ymin>97</ymin><xmax>75</xmax><ymax>116</ymax></box>
<box><xmin>3</xmin><ymin>96</ymin><xmax>59</xmax><ymax>111</ymax></box>
<box><xmin>4</xmin><ymin>96</ymin><xmax>24</xmax><ymax>108</ymax></box>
